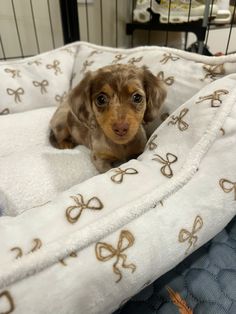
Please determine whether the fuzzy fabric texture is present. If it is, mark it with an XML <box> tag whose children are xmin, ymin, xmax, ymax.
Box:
<box><xmin>0</xmin><ymin>107</ymin><xmax>98</xmax><ymax>216</ymax></box>
<box><xmin>0</xmin><ymin>42</ymin><xmax>235</xmax><ymax>314</ymax></box>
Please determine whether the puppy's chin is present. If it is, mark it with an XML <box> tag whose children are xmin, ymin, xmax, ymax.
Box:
<box><xmin>110</xmin><ymin>135</ymin><xmax>133</xmax><ymax>145</ymax></box>
<box><xmin>104</xmin><ymin>128</ymin><xmax>139</xmax><ymax>145</ymax></box>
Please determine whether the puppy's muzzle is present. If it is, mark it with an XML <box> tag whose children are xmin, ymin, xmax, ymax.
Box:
<box><xmin>112</xmin><ymin>122</ymin><xmax>129</xmax><ymax>137</ymax></box>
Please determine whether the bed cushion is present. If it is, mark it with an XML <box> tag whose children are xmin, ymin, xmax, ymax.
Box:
<box><xmin>116</xmin><ymin>215</ymin><xmax>236</xmax><ymax>314</ymax></box>
<box><xmin>0</xmin><ymin>64</ymin><xmax>235</xmax><ymax>314</ymax></box>
<box><xmin>1</xmin><ymin>40</ymin><xmax>236</xmax><ymax>124</ymax></box>
<box><xmin>0</xmin><ymin>46</ymin><xmax>77</xmax><ymax>114</ymax></box>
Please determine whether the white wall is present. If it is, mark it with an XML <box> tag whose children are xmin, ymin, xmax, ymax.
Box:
<box><xmin>204</xmin><ymin>27</ymin><xmax>236</xmax><ymax>54</ymax></box>
<box><xmin>187</xmin><ymin>27</ymin><xmax>236</xmax><ymax>54</ymax></box>
<box><xmin>0</xmin><ymin>0</ymin><xmax>63</xmax><ymax>59</ymax></box>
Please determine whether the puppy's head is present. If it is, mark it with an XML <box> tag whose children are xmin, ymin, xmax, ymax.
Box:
<box><xmin>69</xmin><ymin>64</ymin><xmax>166</xmax><ymax>144</ymax></box>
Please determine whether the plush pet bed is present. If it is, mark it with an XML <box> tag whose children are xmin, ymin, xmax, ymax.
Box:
<box><xmin>0</xmin><ymin>42</ymin><xmax>236</xmax><ymax>314</ymax></box>
<box><xmin>116</xmin><ymin>215</ymin><xmax>236</xmax><ymax>314</ymax></box>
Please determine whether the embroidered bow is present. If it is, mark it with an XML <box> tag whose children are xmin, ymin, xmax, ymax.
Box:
<box><xmin>128</xmin><ymin>56</ymin><xmax>143</xmax><ymax>64</ymax></box>
<box><xmin>157</xmin><ymin>71</ymin><xmax>175</xmax><ymax>86</ymax></box>
<box><xmin>220</xmin><ymin>128</ymin><xmax>225</xmax><ymax>135</ymax></box>
<box><xmin>179</xmin><ymin>215</ymin><xmax>203</xmax><ymax>255</ymax></box>
<box><xmin>28</xmin><ymin>59</ymin><xmax>42</xmax><ymax>66</ymax></box>
<box><xmin>59</xmin><ymin>251</ymin><xmax>78</xmax><ymax>266</ymax></box>
<box><xmin>160</xmin><ymin>53</ymin><xmax>180</xmax><ymax>64</ymax></box>
<box><xmin>88</xmin><ymin>50</ymin><xmax>103</xmax><ymax>57</ymax></box>
<box><xmin>7</xmin><ymin>87</ymin><xmax>24</xmax><ymax>103</ymax></box>
<box><xmin>0</xmin><ymin>108</ymin><xmax>10</xmax><ymax>115</ymax></box>
<box><xmin>80</xmin><ymin>60</ymin><xmax>94</xmax><ymax>73</ymax></box>
<box><xmin>110</xmin><ymin>167</ymin><xmax>138</xmax><ymax>184</ymax></box>
<box><xmin>168</xmin><ymin>108</ymin><xmax>189</xmax><ymax>131</ymax></box>
<box><xmin>66</xmin><ymin>194</ymin><xmax>103</xmax><ymax>224</ymax></box>
<box><xmin>112</xmin><ymin>54</ymin><xmax>126</xmax><ymax>64</ymax></box>
<box><xmin>46</xmin><ymin>60</ymin><xmax>62</xmax><ymax>75</ymax></box>
<box><xmin>33</xmin><ymin>80</ymin><xmax>49</xmax><ymax>94</ymax></box>
<box><xmin>10</xmin><ymin>238</ymin><xmax>42</xmax><ymax>259</ymax></box>
<box><xmin>147</xmin><ymin>134</ymin><xmax>158</xmax><ymax>151</ymax></box>
<box><xmin>152</xmin><ymin>153</ymin><xmax>178</xmax><ymax>178</ymax></box>
<box><xmin>4</xmin><ymin>68</ymin><xmax>21</xmax><ymax>78</ymax></box>
<box><xmin>219</xmin><ymin>178</ymin><xmax>236</xmax><ymax>200</ymax></box>
<box><xmin>0</xmin><ymin>290</ymin><xmax>15</xmax><ymax>313</ymax></box>
<box><xmin>202</xmin><ymin>64</ymin><xmax>225</xmax><ymax>81</ymax></box>
<box><xmin>95</xmin><ymin>230</ymin><xmax>136</xmax><ymax>283</ymax></box>
<box><xmin>62</xmin><ymin>47</ymin><xmax>75</xmax><ymax>55</ymax></box>
<box><xmin>196</xmin><ymin>89</ymin><xmax>229</xmax><ymax>107</ymax></box>
<box><xmin>55</xmin><ymin>92</ymin><xmax>67</xmax><ymax>103</ymax></box>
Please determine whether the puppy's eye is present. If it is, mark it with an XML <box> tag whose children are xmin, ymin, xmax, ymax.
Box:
<box><xmin>132</xmin><ymin>93</ymin><xmax>143</xmax><ymax>104</ymax></box>
<box><xmin>96</xmin><ymin>94</ymin><xmax>108</xmax><ymax>107</ymax></box>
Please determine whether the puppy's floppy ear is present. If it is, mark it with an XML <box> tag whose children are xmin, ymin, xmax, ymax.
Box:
<box><xmin>142</xmin><ymin>66</ymin><xmax>167</xmax><ymax>123</ymax></box>
<box><xmin>67</xmin><ymin>71</ymin><xmax>95</xmax><ymax>129</ymax></box>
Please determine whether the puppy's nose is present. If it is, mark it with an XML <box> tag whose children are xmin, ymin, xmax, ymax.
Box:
<box><xmin>112</xmin><ymin>122</ymin><xmax>129</xmax><ymax>136</ymax></box>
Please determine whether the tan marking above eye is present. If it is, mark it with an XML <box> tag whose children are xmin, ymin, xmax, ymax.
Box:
<box><xmin>100</xmin><ymin>84</ymin><xmax>113</xmax><ymax>96</ymax></box>
<box><xmin>127</xmin><ymin>83</ymin><xmax>144</xmax><ymax>95</ymax></box>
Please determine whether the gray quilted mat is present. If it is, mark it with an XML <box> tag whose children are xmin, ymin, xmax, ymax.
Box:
<box><xmin>115</xmin><ymin>216</ymin><xmax>236</xmax><ymax>314</ymax></box>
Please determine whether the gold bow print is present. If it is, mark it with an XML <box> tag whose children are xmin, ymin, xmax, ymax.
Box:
<box><xmin>111</xmin><ymin>167</ymin><xmax>138</xmax><ymax>184</ymax></box>
<box><xmin>59</xmin><ymin>251</ymin><xmax>78</xmax><ymax>266</ymax></box>
<box><xmin>112</xmin><ymin>54</ymin><xmax>126</xmax><ymax>64</ymax></box>
<box><xmin>220</xmin><ymin>128</ymin><xmax>225</xmax><ymax>136</ymax></box>
<box><xmin>7</xmin><ymin>87</ymin><xmax>24</xmax><ymax>103</ymax></box>
<box><xmin>46</xmin><ymin>60</ymin><xmax>62</xmax><ymax>75</ymax></box>
<box><xmin>33</xmin><ymin>80</ymin><xmax>49</xmax><ymax>94</ymax></box>
<box><xmin>88</xmin><ymin>50</ymin><xmax>103</xmax><ymax>57</ymax></box>
<box><xmin>4</xmin><ymin>68</ymin><xmax>21</xmax><ymax>78</ymax></box>
<box><xmin>10</xmin><ymin>247</ymin><xmax>23</xmax><ymax>259</ymax></box>
<box><xmin>66</xmin><ymin>194</ymin><xmax>103</xmax><ymax>224</ymax></box>
<box><xmin>128</xmin><ymin>56</ymin><xmax>143</xmax><ymax>64</ymax></box>
<box><xmin>168</xmin><ymin>108</ymin><xmax>189</xmax><ymax>131</ymax></box>
<box><xmin>201</xmin><ymin>64</ymin><xmax>225</xmax><ymax>81</ymax></box>
<box><xmin>157</xmin><ymin>71</ymin><xmax>175</xmax><ymax>86</ymax></box>
<box><xmin>147</xmin><ymin>134</ymin><xmax>158</xmax><ymax>151</ymax></box>
<box><xmin>0</xmin><ymin>108</ymin><xmax>9</xmax><ymax>115</ymax></box>
<box><xmin>179</xmin><ymin>215</ymin><xmax>203</xmax><ymax>255</ymax></box>
<box><xmin>55</xmin><ymin>92</ymin><xmax>67</xmax><ymax>103</ymax></box>
<box><xmin>152</xmin><ymin>153</ymin><xmax>178</xmax><ymax>178</ymax></box>
<box><xmin>196</xmin><ymin>89</ymin><xmax>229</xmax><ymax>107</ymax></box>
<box><xmin>0</xmin><ymin>290</ymin><xmax>15</xmax><ymax>314</ymax></box>
<box><xmin>80</xmin><ymin>60</ymin><xmax>94</xmax><ymax>73</ymax></box>
<box><xmin>10</xmin><ymin>238</ymin><xmax>42</xmax><ymax>259</ymax></box>
<box><xmin>95</xmin><ymin>230</ymin><xmax>136</xmax><ymax>283</ymax></box>
<box><xmin>160</xmin><ymin>53</ymin><xmax>180</xmax><ymax>64</ymax></box>
<box><xmin>28</xmin><ymin>59</ymin><xmax>42</xmax><ymax>66</ymax></box>
<box><xmin>62</xmin><ymin>47</ymin><xmax>75</xmax><ymax>55</ymax></box>
<box><xmin>219</xmin><ymin>178</ymin><xmax>236</xmax><ymax>200</ymax></box>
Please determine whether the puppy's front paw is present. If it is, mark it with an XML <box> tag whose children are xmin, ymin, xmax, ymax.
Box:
<box><xmin>49</xmin><ymin>130</ymin><xmax>75</xmax><ymax>149</ymax></box>
<box><xmin>57</xmin><ymin>140</ymin><xmax>75</xmax><ymax>149</ymax></box>
<box><xmin>92</xmin><ymin>154</ymin><xmax>113</xmax><ymax>173</ymax></box>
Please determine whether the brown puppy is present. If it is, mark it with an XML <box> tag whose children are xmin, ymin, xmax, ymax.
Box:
<box><xmin>49</xmin><ymin>64</ymin><xmax>166</xmax><ymax>173</ymax></box>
